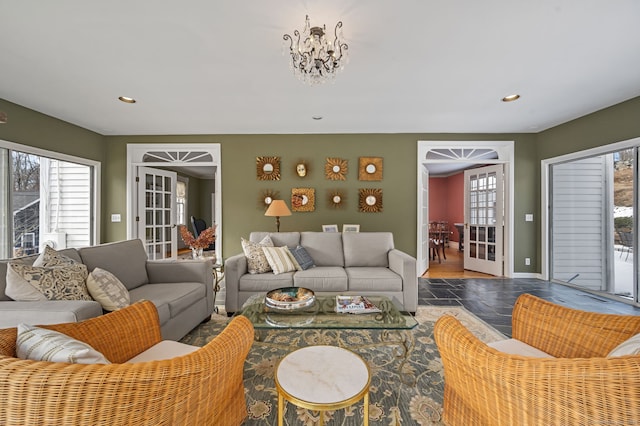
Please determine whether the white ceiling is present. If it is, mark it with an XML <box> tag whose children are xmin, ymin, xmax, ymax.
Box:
<box><xmin>1</xmin><ymin>0</ymin><xmax>639</xmax><ymax>136</ymax></box>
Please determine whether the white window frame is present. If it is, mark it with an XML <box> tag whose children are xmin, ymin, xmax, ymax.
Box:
<box><xmin>0</xmin><ymin>139</ymin><xmax>101</xmax><ymax>251</ymax></box>
<box><xmin>541</xmin><ymin>136</ymin><xmax>640</xmax><ymax>305</ymax></box>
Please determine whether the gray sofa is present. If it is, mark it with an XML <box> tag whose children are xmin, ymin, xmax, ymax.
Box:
<box><xmin>225</xmin><ymin>232</ymin><xmax>417</xmax><ymax>313</ymax></box>
<box><xmin>0</xmin><ymin>239</ymin><xmax>214</xmax><ymax>340</ymax></box>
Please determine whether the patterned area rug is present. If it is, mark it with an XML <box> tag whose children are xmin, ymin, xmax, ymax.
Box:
<box><xmin>181</xmin><ymin>306</ymin><xmax>504</xmax><ymax>425</ymax></box>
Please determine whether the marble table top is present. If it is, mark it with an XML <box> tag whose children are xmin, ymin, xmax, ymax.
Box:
<box><xmin>276</xmin><ymin>345</ymin><xmax>370</xmax><ymax>404</ymax></box>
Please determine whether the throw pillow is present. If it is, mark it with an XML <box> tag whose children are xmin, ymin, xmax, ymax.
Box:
<box><xmin>608</xmin><ymin>332</ymin><xmax>640</xmax><ymax>357</ymax></box>
<box><xmin>262</xmin><ymin>246</ymin><xmax>298</xmax><ymax>275</ymax></box>
<box><xmin>241</xmin><ymin>236</ymin><xmax>274</xmax><ymax>274</ymax></box>
<box><xmin>86</xmin><ymin>267</ymin><xmax>130</xmax><ymax>311</ymax></box>
<box><xmin>33</xmin><ymin>245</ymin><xmax>77</xmax><ymax>267</ymax></box>
<box><xmin>5</xmin><ymin>262</ymin><xmax>47</xmax><ymax>301</ymax></box>
<box><xmin>289</xmin><ymin>245</ymin><xmax>315</xmax><ymax>270</ymax></box>
<box><xmin>7</xmin><ymin>263</ymin><xmax>91</xmax><ymax>301</ymax></box>
<box><xmin>16</xmin><ymin>323</ymin><xmax>110</xmax><ymax>364</ymax></box>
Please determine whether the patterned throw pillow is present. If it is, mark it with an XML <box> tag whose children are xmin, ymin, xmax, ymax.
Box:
<box><xmin>608</xmin><ymin>332</ymin><xmax>640</xmax><ymax>357</ymax></box>
<box><xmin>241</xmin><ymin>236</ymin><xmax>274</xmax><ymax>274</ymax></box>
<box><xmin>262</xmin><ymin>246</ymin><xmax>298</xmax><ymax>275</ymax></box>
<box><xmin>7</xmin><ymin>263</ymin><xmax>91</xmax><ymax>301</ymax></box>
<box><xmin>33</xmin><ymin>245</ymin><xmax>77</xmax><ymax>267</ymax></box>
<box><xmin>16</xmin><ymin>324</ymin><xmax>110</xmax><ymax>364</ymax></box>
<box><xmin>289</xmin><ymin>245</ymin><xmax>315</xmax><ymax>270</ymax></box>
<box><xmin>86</xmin><ymin>267</ymin><xmax>130</xmax><ymax>311</ymax></box>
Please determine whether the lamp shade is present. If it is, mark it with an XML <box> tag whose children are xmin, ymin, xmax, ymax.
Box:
<box><xmin>264</xmin><ymin>200</ymin><xmax>292</xmax><ymax>217</ymax></box>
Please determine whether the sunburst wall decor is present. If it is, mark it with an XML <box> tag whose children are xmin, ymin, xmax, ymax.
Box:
<box><xmin>325</xmin><ymin>157</ymin><xmax>348</xmax><ymax>180</ymax></box>
<box><xmin>256</xmin><ymin>156</ymin><xmax>281</xmax><ymax>180</ymax></box>
<box><xmin>328</xmin><ymin>189</ymin><xmax>345</xmax><ymax>208</ymax></box>
<box><xmin>359</xmin><ymin>188</ymin><xmax>383</xmax><ymax>212</ymax></box>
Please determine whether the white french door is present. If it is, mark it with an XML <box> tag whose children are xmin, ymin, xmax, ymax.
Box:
<box><xmin>137</xmin><ymin>166</ymin><xmax>177</xmax><ymax>260</ymax></box>
<box><xmin>464</xmin><ymin>164</ymin><xmax>504</xmax><ymax>276</ymax></box>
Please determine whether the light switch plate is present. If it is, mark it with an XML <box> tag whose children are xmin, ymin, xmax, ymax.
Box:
<box><xmin>111</xmin><ymin>214</ymin><xmax>121</xmax><ymax>222</ymax></box>
<box><xmin>525</xmin><ymin>214</ymin><xmax>534</xmax><ymax>222</ymax></box>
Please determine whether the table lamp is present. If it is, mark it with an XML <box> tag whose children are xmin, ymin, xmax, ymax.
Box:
<box><xmin>264</xmin><ymin>200</ymin><xmax>292</xmax><ymax>232</ymax></box>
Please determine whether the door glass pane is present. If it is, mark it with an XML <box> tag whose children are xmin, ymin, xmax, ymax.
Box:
<box><xmin>551</xmin><ymin>149</ymin><xmax>635</xmax><ymax>301</ymax></box>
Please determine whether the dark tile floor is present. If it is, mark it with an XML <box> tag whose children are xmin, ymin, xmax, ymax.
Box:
<box><xmin>419</xmin><ymin>277</ymin><xmax>640</xmax><ymax>337</ymax></box>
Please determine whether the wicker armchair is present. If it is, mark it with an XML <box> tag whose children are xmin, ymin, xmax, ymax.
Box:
<box><xmin>434</xmin><ymin>293</ymin><xmax>640</xmax><ymax>425</ymax></box>
<box><xmin>0</xmin><ymin>301</ymin><xmax>254</xmax><ymax>426</ymax></box>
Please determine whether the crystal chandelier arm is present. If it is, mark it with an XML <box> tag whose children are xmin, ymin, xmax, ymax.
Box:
<box><xmin>332</xmin><ymin>21</ymin><xmax>348</xmax><ymax>62</ymax></box>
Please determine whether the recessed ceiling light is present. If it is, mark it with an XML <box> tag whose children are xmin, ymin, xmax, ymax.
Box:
<box><xmin>312</xmin><ymin>116</ymin><xmax>323</xmax><ymax>120</ymax></box>
<box><xmin>502</xmin><ymin>94</ymin><xmax>520</xmax><ymax>102</ymax></box>
<box><xmin>118</xmin><ymin>96</ymin><xmax>136</xmax><ymax>104</ymax></box>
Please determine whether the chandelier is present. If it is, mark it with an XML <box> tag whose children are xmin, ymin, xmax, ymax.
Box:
<box><xmin>283</xmin><ymin>15</ymin><xmax>348</xmax><ymax>85</ymax></box>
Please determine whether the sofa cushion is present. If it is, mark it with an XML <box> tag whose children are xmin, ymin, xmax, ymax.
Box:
<box><xmin>289</xmin><ymin>246</ymin><xmax>315</xmax><ymax>270</ymax></box>
<box><xmin>239</xmin><ymin>272</ymin><xmax>295</xmax><ymax>291</ymax></box>
<box><xmin>262</xmin><ymin>246</ymin><xmax>298</xmax><ymax>274</ymax></box>
<box><xmin>608</xmin><ymin>332</ymin><xmax>640</xmax><ymax>357</ymax></box>
<box><xmin>129</xmin><ymin>283</ymin><xmax>205</xmax><ymax>324</ymax></box>
<box><xmin>0</xmin><ymin>301</ymin><xmax>103</xmax><ymax>328</ymax></box>
<box><xmin>293</xmin><ymin>266</ymin><xmax>348</xmax><ymax>291</ymax></box>
<box><xmin>126</xmin><ymin>340</ymin><xmax>200</xmax><ymax>363</ymax></box>
<box><xmin>345</xmin><ymin>267</ymin><xmax>403</xmax><ymax>292</ymax></box>
<box><xmin>488</xmin><ymin>339</ymin><xmax>555</xmax><ymax>358</ymax></box>
<box><xmin>7</xmin><ymin>263</ymin><xmax>91</xmax><ymax>301</ymax></box>
<box><xmin>343</xmin><ymin>232</ymin><xmax>393</xmax><ymax>267</ymax></box>
<box><xmin>86</xmin><ymin>267</ymin><xmax>130</xmax><ymax>311</ymax></box>
<box><xmin>300</xmin><ymin>232</ymin><xmax>344</xmax><ymax>267</ymax></box>
<box><xmin>17</xmin><ymin>323</ymin><xmax>110</xmax><ymax>364</ymax></box>
<box><xmin>79</xmin><ymin>239</ymin><xmax>150</xmax><ymax>290</ymax></box>
<box><xmin>250</xmin><ymin>232</ymin><xmax>301</xmax><ymax>248</ymax></box>
<box><xmin>242</xmin><ymin>236</ymin><xmax>274</xmax><ymax>274</ymax></box>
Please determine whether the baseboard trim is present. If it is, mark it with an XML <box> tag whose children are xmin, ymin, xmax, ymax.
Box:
<box><xmin>511</xmin><ymin>272</ymin><xmax>543</xmax><ymax>279</ymax></box>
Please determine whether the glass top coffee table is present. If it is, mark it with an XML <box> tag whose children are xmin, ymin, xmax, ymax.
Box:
<box><xmin>237</xmin><ymin>294</ymin><xmax>418</xmax><ymax>330</ymax></box>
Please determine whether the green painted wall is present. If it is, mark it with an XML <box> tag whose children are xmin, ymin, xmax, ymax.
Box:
<box><xmin>537</xmin><ymin>97</ymin><xmax>640</xmax><ymax>159</ymax></box>
<box><xmin>103</xmin><ymin>133</ymin><xmax>540</xmax><ymax>273</ymax></box>
<box><xmin>0</xmin><ymin>99</ymin><xmax>104</xmax><ymax>162</ymax></box>
<box><xmin>9</xmin><ymin>94</ymin><xmax>638</xmax><ymax>274</ymax></box>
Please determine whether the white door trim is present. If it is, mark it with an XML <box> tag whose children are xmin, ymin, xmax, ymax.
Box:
<box><xmin>126</xmin><ymin>143</ymin><xmax>222</xmax><ymax>259</ymax></box>
<box><xmin>417</xmin><ymin>140</ymin><xmax>514</xmax><ymax>277</ymax></box>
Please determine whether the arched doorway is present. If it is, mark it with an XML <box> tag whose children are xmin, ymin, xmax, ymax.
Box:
<box><xmin>417</xmin><ymin>141</ymin><xmax>514</xmax><ymax>277</ymax></box>
<box><xmin>126</xmin><ymin>143</ymin><xmax>222</xmax><ymax>260</ymax></box>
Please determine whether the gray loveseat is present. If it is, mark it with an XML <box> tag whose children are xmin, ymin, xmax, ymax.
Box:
<box><xmin>225</xmin><ymin>232</ymin><xmax>417</xmax><ymax>313</ymax></box>
<box><xmin>0</xmin><ymin>239</ymin><xmax>214</xmax><ymax>340</ymax></box>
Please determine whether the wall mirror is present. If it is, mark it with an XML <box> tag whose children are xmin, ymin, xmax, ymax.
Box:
<box><xmin>256</xmin><ymin>156</ymin><xmax>281</xmax><ymax>180</ymax></box>
<box><xmin>292</xmin><ymin>187</ymin><xmax>315</xmax><ymax>212</ymax></box>
<box><xmin>358</xmin><ymin>157</ymin><xmax>383</xmax><ymax>181</ymax></box>
<box><xmin>328</xmin><ymin>190</ymin><xmax>345</xmax><ymax>208</ymax></box>
<box><xmin>359</xmin><ymin>188</ymin><xmax>383</xmax><ymax>212</ymax></box>
<box><xmin>325</xmin><ymin>157</ymin><xmax>348</xmax><ymax>180</ymax></box>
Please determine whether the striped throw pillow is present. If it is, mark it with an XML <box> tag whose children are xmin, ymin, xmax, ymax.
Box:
<box><xmin>262</xmin><ymin>246</ymin><xmax>297</xmax><ymax>275</ymax></box>
<box><xmin>16</xmin><ymin>324</ymin><xmax>110</xmax><ymax>364</ymax></box>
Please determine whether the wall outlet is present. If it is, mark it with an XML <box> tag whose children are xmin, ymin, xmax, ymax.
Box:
<box><xmin>525</xmin><ymin>257</ymin><xmax>531</xmax><ymax>266</ymax></box>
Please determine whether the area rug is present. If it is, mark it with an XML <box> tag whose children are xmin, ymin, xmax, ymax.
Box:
<box><xmin>181</xmin><ymin>306</ymin><xmax>504</xmax><ymax>425</ymax></box>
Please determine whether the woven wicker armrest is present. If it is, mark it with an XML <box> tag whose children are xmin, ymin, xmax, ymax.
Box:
<box><xmin>435</xmin><ymin>313</ymin><xmax>640</xmax><ymax>426</ymax></box>
<box><xmin>0</xmin><ymin>308</ymin><xmax>255</xmax><ymax>425</ymax></box>
<box><xmin>0</xmin><ymin>300</ymin><xmax>162</xmax><ymax>362</ymax></box>
<box><xmin>512</xmin><ymin>293</ymin><xmax>640</xmax><ymax>358</ymax></box>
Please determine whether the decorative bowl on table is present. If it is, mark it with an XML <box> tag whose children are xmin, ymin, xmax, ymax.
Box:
<box><xmin>265</xmin><ymin>287</ymin><xmax>316</xmax><ymax>310</ymax></box>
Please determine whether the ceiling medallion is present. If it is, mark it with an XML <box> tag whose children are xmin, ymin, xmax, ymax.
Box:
<box><xmin>283</xmin><ymin>15</ymin><xmax>348</xmax><ymax>85</ymax></box>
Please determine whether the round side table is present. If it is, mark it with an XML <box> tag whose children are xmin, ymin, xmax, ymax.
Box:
<box><xmin>275</xmin><ymin>345</ymin><xmax>371</xmax><ymax>426</ymax></box>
